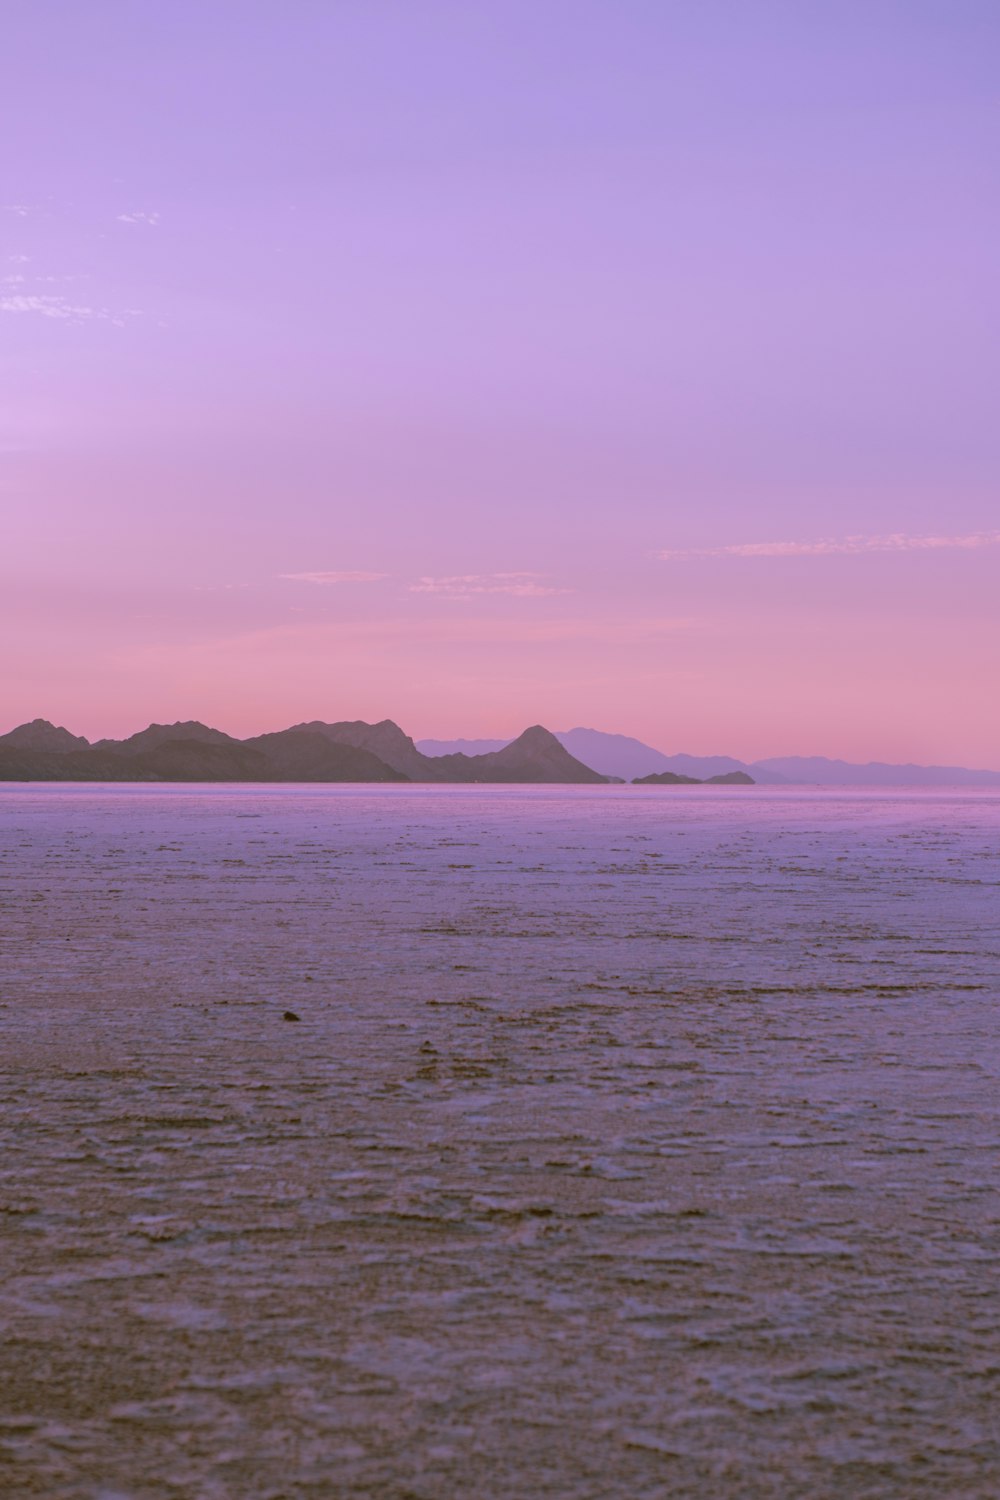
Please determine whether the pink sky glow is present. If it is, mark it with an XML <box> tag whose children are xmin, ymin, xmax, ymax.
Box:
<box><xmin>2</xmin><ymin>3</ymin><xmax>998</xmax><ymax>766</ymax></box>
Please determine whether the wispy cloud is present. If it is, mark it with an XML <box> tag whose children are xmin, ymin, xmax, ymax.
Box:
<box><xmin>279</xmin><ymin>569</ymin><xmax>571</xmax><ymax>598</ymax></box>
<box><xmin>660</xmin><ymin>531</ymin><xmax>1000</xmax><ymax>561</ymax></box>
<box><xmin>4</xmin><ymin>204</ymin><xmax>31</xmax><ymax>217</ymax></box>
<box><xmin>409</xmin><ymin>571</ymin><xmax>570</xmax><ymax>599</ymax></box>
<box><xmin>117</xmin><ymin>210</ymin><xmax>160</xmax><ymax>226</ymax></box>
<box><xmin>0</xmin><ymin>293</ymin><xmax>138</xmax><ymax>327</ymax></box>
<box><xmin>278</xmin><ymin>570</ymin><xmax>389</xmax><ymax>584</ymax></box>
<box><xmin>1</xmin><ymin>294</ymin><xmax>98</xmax><ymax>321</ymax></box>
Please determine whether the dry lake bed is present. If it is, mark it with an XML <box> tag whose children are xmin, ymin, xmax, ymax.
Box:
<box><xmin>2</xmin><ymin>783</ymin><xmax>999</xmax><ymax>1498</ymax></box>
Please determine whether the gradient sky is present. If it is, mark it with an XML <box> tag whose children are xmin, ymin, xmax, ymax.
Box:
<box><xmin>3</xmin><ymin>1</ymin><xmax>998</xmax><ymax>764</ymax></box>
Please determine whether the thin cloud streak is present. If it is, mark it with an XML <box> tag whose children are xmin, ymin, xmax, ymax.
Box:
<box><xmin>410</xmin><ymin>572</ymin><xmax>570</xmax><ymax>598</ymax></box>
<box><xmin>1</xmin><ymin>294</ymin><xmax>98</xmax><ymax>321</ymax></box>
<box><xmin>278</xmin><ymin>570</ymin><xmax>389</xmax><ymax>584</ymax></box>
<box><xmin>0</xmin><ymin>294</ymin><xmax>139</xmax><ymax>327</ymax></box>
<box><xmin>660</xmin><ymin>531</ymin><xmax>1000</xmax><ymax>561</ymax></box>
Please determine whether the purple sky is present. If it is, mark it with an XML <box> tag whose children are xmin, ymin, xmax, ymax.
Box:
<box><xmin>3</xmin><ymin>2</ymin><xmax>998</xmax><ymax>763</ymax></box>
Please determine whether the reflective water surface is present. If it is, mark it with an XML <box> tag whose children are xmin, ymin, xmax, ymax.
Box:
<box><xmin>2</xmin><ymin>784</ymin><xmax>999</xmax><ymax>1498</ymax></box>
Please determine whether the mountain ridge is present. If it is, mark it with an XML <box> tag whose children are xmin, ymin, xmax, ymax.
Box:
<box><xmin>420</xmin><ymin>727</ymin><xmax>1000</xmax><ymax>786</ymax></box>
<box><xmin>0</xmin><ymin>720</ymin><xmax>608</xmax><ymax>784</ymax></box>
<box><xmin>0</xmin><ymin>718</ymin><xmax>91</xmax><ymax>753</ymax></box>
<box><xmin>4</xmin><ymin>720</ymin><xmax>998</xmax><ymax>785</ymax></box>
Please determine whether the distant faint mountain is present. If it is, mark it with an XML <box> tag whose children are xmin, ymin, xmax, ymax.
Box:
<box><xmin>419</xmin><ymin>726</ymin><xmax>1000</xmax><ymax>786</ymax></box>
<box><xmin>0</xmin><ymin>719</ymin><xmax>90</xmax><ymax>753</ymax></box>
<box><xmin>553</xmin><ymin>728</ymin><xmax>783</xmax><ymax>782</ymax></box>
<box><xmin>754</xmin><ymin>756</ymin><xmax>1000</xmax><ymax>787</ymax></box>
<box><xmin>550</xmin><ymin>731</ymin><xmax>1000</xmax><ymax>787</ymax></box>
<box><xmin>677</xmin><ymin>755</ymin><xmax>786</xmax><ymax>783</ymax></box>
<box><xmin>553</xmin><ymin>728</ymin><xmax>679</xmax><ymax>779</ymax></box>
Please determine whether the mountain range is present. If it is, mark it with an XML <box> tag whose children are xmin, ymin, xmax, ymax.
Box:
<box><xmin>2</xmin><ymin>718</ymin><xmax>996</xmax><ymax>786</ymax></box>
<box><xmin>418</xmin><ymin>728</ymin><xmax>1000</xmax><ymax>787</ymax></box>
<box><xmin>0</xmin><ymin>719</ymin><xmax>606</xmax><ymax>784</ymax></box>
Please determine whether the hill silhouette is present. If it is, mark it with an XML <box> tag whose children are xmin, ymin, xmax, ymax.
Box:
<box><xmin>0</xmin><ymin>718</ymin><xmax>90</xmax><ymax>753</ymax></box>
<box><xmin>275</xmin><ymin>721</ymin><xmax>604</xmax><ymax>783</ymax></box>
<box><xmin>0</xmin><ymin>719</ymin><xmax>608</xmax><ymax>783</ymax></box>
<box><xmin>632</xmin><ymin>770</ymin><xmax>702</xmax><ymax>785</ymax></box>
<box><xmin>289</xmin><ymin>719</ymin><xmax>430</xmax><ymax>778</ymax></box>
<box><xmin>633</xmin><ymin>769</ymin><xmax>755</xmax><ymax>786</ymax></box>
<box><xmin>420</xmin><ymin>727</ymin><xmax>784</xmax><ymax>782</ymax></box>
<box><xmin>94</xmin><ymin>721</ymin><xmax>242</xmax><ymax>755</ymax></box>
<box><xmin>243</xmin><ymin>730</ymin><xmax>407</xmax><ymax>781</ymax></box>
<box><xmin>8</xmin><ymin>718</ymin><xmax>994</xmax><ymax>786</ymax></box>
<box><xmin>429</xmin><ymin>726</ymin><xmax>607</xmax><ymax>784</ymax></box>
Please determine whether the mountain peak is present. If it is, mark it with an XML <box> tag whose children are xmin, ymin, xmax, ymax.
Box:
<box><xmin>508</xmin><ymin>724</ymin><xmax>559</xmax><ymax>749</ymax></box>
<box><xmin>97</xmin><ymin>721</ymin><xmax>240</xmax><ymax>755</ymax></box>
<box><xmin>288</xmin><ymin>718</ymin><xmax>426</xmax><ymax>777</ymax></box>
<box><xmin>484</xmin><ymin>725</ymin><xmax>607</xmax><ymax>782</ymax></box>
<box><xmin>0</xmin><ymin>719</ymin><xmax>90</xmax><ymax>753</ymax></box>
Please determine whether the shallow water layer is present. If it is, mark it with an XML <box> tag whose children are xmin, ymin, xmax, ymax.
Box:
<box><xmin>1</xmin><ymin>783</ymin><xmax>999</xmax><ymax>1499</ymax></box>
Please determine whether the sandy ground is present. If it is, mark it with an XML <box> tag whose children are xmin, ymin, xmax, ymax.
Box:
<box><xmin>2</xmin><ymin>784</ymin><xmax>999</xmax><ymax>1498</ymax></box>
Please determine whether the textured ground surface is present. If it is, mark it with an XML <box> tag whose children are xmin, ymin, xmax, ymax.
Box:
<box><xmin>1</xmin><ymin>783</ymin><xmax>999</xmax><ymax>1498</ymax></box>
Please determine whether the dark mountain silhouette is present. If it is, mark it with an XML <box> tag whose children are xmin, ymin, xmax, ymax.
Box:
<box><xmin>95</xmin><ymin>721</ymin><xmax>241</xmax><ymax>755</ymax></box>
<box><xmin>244</xmin><ymin>730</ymin><xmax>407</xmax><ymax>782</ymax></box>
<box><xmin>0</xmin><ymin>746</ymin><xmax>149</xmax><ymax>781</ymax></box>
<box><xmin>430</xmin><ymin>725</ymin><xmax>607</xmax><ymax>784</ymax></box>
<box><xmin>0</xmin><ymin>720</ymin><xmax>607</xmax><ymax>782</ymax></box>
<box><xmin>289</xmin><ymin>719</ymin><xmax>429</xmax><ymax>779</ymax></box>
<box><xmin>416</xmin><ymin>735</ymin><xmax>510</xmax><ymax>757</ymax></box>
<box><xmin>633</xmin><ymin>768</ymin><xmax>755</xmax><ymax>786</ymax></box>
<box><xmin>0</xmin><ymin>719</ymin><xmax>90</xmax><ymax>753</ymax></box>
<box><xmin>0</xmin><ymin>739</ymin><xmax>274</xmax><ymax>783</ymax></box>
<box><xmin>632</xmin><ymin>771</ymin><xmax>702</xmax><ymax>785</ymax></box>
<box><xmin>6</xmin><ymin>718</ymin><xmax>997</xmax><ymax>786</ymax></box>
<box><xmin>290</xmin><ymin>720</ymin><xmax>606</xmax><ymax>782</ymax></box>
<box><xmin>127</xmin><ymin>739</ymin><xmax>274</xmax><ymax>780</ymax></box>
<box><xmin>0</xmin><ymin>733</ymin><xmax>403</xmax><ymax>783</ymax></box>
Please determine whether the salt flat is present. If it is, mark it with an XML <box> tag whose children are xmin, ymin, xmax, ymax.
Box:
<box><xmin>1</xmin><ymin>784</ymin><xmax>999</xmax><ymax>1499</ymax></box>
